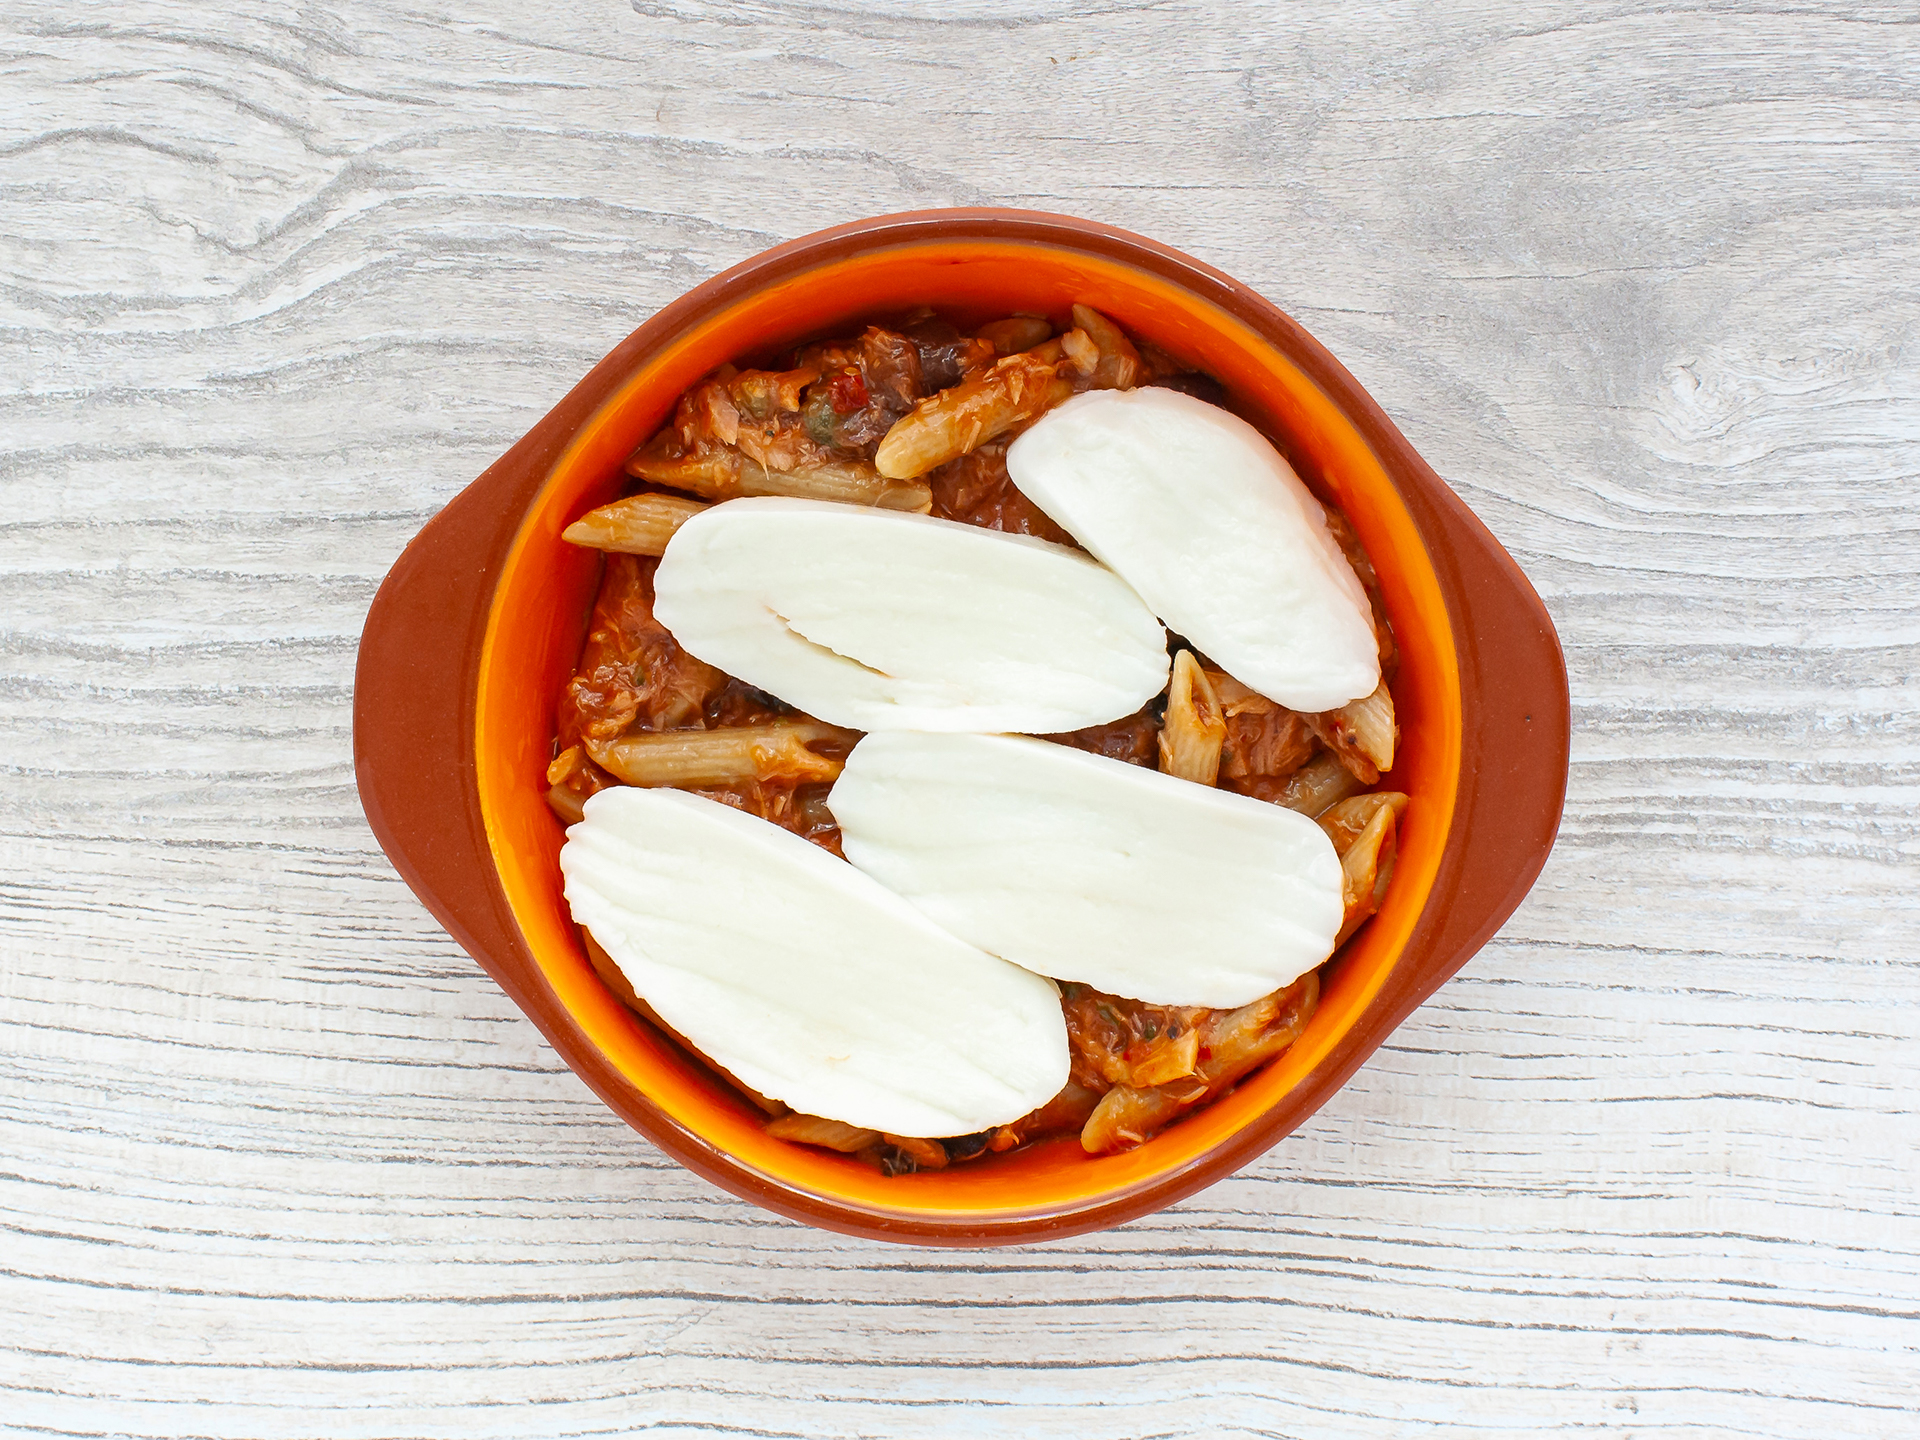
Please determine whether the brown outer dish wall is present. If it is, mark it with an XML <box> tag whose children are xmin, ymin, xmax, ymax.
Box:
<box><xmin>353</xmin><ymin>209</ymin><xmax>1571</xmax><ymax>1246</ymax></box>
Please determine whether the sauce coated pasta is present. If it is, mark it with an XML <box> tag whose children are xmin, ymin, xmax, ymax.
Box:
<box><xmin>552</xmin><ymin>306</ymin><xmax>1409</xmax><ymax>1170</ymax></box>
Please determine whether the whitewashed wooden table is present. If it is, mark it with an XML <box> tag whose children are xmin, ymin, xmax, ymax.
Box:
<box><xmin>3</xmin><ymin>3</ymin><xmax>1916</xmax><ymax>1435</ymax></box>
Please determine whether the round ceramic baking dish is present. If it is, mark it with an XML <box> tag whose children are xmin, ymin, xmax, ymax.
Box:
<box><xmin>354</xmin><ymin>208</ymin><xmax>1569</xmax><ymax>1246</ymax></box>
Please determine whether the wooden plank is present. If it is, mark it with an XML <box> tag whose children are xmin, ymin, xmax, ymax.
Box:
<box><xmin>1</xmin><ymin>1</ymin><xmax>1915</xmax><ymax>1434</ymax></box>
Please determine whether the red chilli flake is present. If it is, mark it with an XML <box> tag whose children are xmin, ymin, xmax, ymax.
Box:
<box><xmin>827</xmin><ymin>367</ymin><xmax>869</xmax><ymax>414</ymax></box>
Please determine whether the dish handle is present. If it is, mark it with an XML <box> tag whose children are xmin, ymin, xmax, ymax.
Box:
<box><xmin>1396</xmin><ymin>474</ymin><xmax>1570</xmax><ymax>1013</ymax></box>
<box><xmin>353</xmin><ymin>452</ymin><xmax>549</xmax><ymax>988</ymax></box>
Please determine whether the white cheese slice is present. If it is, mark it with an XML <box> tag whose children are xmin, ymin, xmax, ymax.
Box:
<box><xmin>560</xmin><ymin>785</ymin><xmax>1069</xmax><ymax>1136</ymax></box>
<box><xmin>1006</xmin><ymin>388</ymin><xmax>1381</xmax><ymax>713</ymax></box>
<box><xmin>831</xmin><ymin>732</ymin><xmax>1344</xmax><ymax>1008</ymax></box>
<box><xmin>652</xmin><ymin>497</ymin><xmax>1169</xmax><ymax>732</ymax></box>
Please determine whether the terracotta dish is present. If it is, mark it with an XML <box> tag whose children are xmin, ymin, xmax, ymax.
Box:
<box><xmin>353</xmin><ymin>209</ymin><xmax>1570</xmax><ymax>1245</ymax></box>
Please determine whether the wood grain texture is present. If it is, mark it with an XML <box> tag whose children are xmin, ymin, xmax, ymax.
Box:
<box><xmin>2</xmin><ymin>1</ymin><xmax>1916</xmax><ymax>1434</ymax></box>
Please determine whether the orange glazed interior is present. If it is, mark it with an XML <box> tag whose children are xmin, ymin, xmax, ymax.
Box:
<box><xmin>474</xmin><ymin>241</ymin><xmax>1463</xmax><ymax>1221</ymax></box>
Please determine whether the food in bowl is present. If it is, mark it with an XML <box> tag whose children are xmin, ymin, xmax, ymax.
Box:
<box><xmin>547</xmin><ymin>305</ymin><xmax>1408</xmax><ymax>1174</ymax></box>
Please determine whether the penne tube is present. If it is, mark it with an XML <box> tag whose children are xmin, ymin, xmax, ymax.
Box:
<box><xmin>765</xmin><ymin>1113</ymin><xmax>881</xmax><ymax>1152</ymax></box>
<box><xmin>1342</xmin><ymin>683</ymin><xmax>1397</xmax><ymax>772</ymax></box>
<box><xmin>625</xmin><ymin>439</ymin><xmax>736</xmax><ymax>496</ymax></box>
<box><xmin>1334</xmin><ymin>799</ymin><xmax>1399</xmax><ymax>947</ymax></box>
<box><xmin>1306</xmin><ymin>680</ymin><xmax>1398</xmax><ymax>783</ymax></box>
<box><xmin>1204</xmin><ymin>668</ymin><xmax>1276</xmax><ymax>716</ymax></box>
<box><xmin>738</xmin><ymin>457</ymin><xmax>932</xmax><ymax>512</ymax></box>
<box><xmin>1127</xmin><ymin>1027</ymin><xmax>1201</xmax><ymax>1087</ymax></box>
<box><xmin>1078</xmin><ymin>1077</ymin><xmax>1197</xmax><ymax>1155</ymax></box>
<box><xmin>563</xmin><ymin>493</ymin><xmax>708</xmax><ymax>555</ymax></box>
<box><xmin>874</xmin><ymin>350</ymin><xmax>1074</xmax><ymax>479</ymax></box>
<box><xmin>882</xmin><ymin>1134</ymin><xmax>950</xmax><ymax>1170</ymax></box>
<box><xmin>546</xmin><ymin>745</ymin><xmax>591</xmax><ymax>788</ymax></box>
<box><xmin>581</xmin><ymin>928</ymin><xmax>649</xmax><ymax>1016</ymax></box>
<box><xmin>545</xmin><ymin>744</ymin><xmax>614</xmax><ymax>825</ymax></box>
<box><xmin>585</xmin><ymin>721</ymin><xmax>856</xmax><ymax>789</ymax></box>
<box><xmin>1317</xmin><ymin>791</ymin><xmax>1410</xmax><ymax>854</ymax></box>
<box><xmin>986</xmin><ymin>1081</ymin><xmax>1103</xmax><ymax>1153</ymax></box>
<box><xmin>628</xmin><ymin>438</ymin><xmax>932</xmax><ymax>512</ymax></box>
<box><xmin>977</xmin><ymin>316</ymin><xmax>1054</xmax><ymax>356</ymax></box>
<box><xmin>1268</xmin><ymin>751</ymin><xmax>1367</xmax><ymax>816</ymax></box>
<box><xmin>1060</xmin><ymin>327</ymin><xmax>1100</xmax><ymax>376</ymax></box>
<box><xmin>1080</xmin><ymin>972</ymin><xmax>1321</xmax><ymax>1154</ymax></box>
<box><xmin>1157</xmin><ymin>650</ymin><xmax>1228</xmax><ymax>785</ymax></box>
<box><xmin>1203</xmin><ymin>974</ymin><xmax>1320</xmax><ymax>1086</ymax></box>
<box><xmin>1069</xmin><ymin>303</ymin><xmax>1144</xmax><ymax>390</ymax></box>
<box><xmin>545</xmin><ymin>784</ymin><xmax>587</xmax><ymax>826</ymax></box>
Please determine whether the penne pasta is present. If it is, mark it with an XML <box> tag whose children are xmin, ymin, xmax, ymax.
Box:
<box><xmin>563</xmin><ymin>493</ymin><xmax>708</xmax><ymax>555</ymax></box>
<box><xmin>1333</xmin><ymin>797</ymin><xmax>1400</xmax><ymax>947</ymax></box>
<box><xmin>735</xmin><ymin>457</ymin><xmax>932</xmax><ymax>512</ymax></box>
<box><xmin>1317</xmin><ymin>791</ymin><xmax>1410</xmax><ymax>854</ymax></box>
<box><xmin>1069</xmin><ymin>303</ymin><xmax>1145</xmax><ymax>390</ymax></box>
<box><xmin>986</xmin><ymin>1082</ymin><xmax>1103</xmax><ymax>1153</ymax></box>
<box><xmin>874</xmin><ymin>350</ymin><xmax>1075</xmax><ymax>479</ymax></box>
<box><xmin>581</xmin><ymin>928</ymin><xmax>650</xmax><ymax>1018</ymax></box>
<box><xmin>547</xmin><ymin>745</ymin><xmax>592</xmax><ymax>789</ymax></box>
<box><xmin>545</xmin><ymin>784</ymin><xmax>587</xmax><ymax>826</ymax></box>
<box><xmin>1022</xmin><ymin>334</ymin><xmax>1071</xmax><ymax>367</ymax></box>
<box><xmin>1306</xmin><ymin>680</ymin><xmax>1398</xmax><ymax>783</ymax></box>
<box><xmin>882</xmin><ymin>1134</ymin><xmax>950</xmax><ymax>1170</ymax></box>
<box><xmin>1127</xmin><ymin>1027</ymin><xmax>1201</xmax><ymax>1087</ymax></box>
<box><xmin>1204</xmin><ymin>668</ymin><xmax>1275</xmax><ymax>717</ymax></box>
<box><xmin>1267</xmin><ymin>750</ymin><xmax>1367</xmax><ymax>816</ymax></box>
<box><xmin>585</xmin><ymin>720</ymin><xmax>856</xmax><ymax>789</ymax></box>
<box><xmin>1192</xmin><ymin>976</ymin><xmax>1317</xmax><ymax>1084</ymax></box>
<box><xmin>976</xmin><ymin>315</ymin><xmax>1053</xmax><ymax>356</ymax></box>
<box><xmin>624</xmin><ymin>441</ymin><xmax>736</xmax><ymax>497</ymax></box>
<box><xmin>1157</xmin><ymin>650</ymin><xmax>1228</xmax><ymax>785</ymax></box>
<box><xmin>1060</xmin><ymin>327</ymin><xmax>1100</xmax><ymax>376</ymax></box>
<box><xmin>1080</xmin><ymin>972</ymin><xmax>1320</xmax><ymax>1154</ymax></box>
<box><xmin>1077</xmin><ymin>1080</ymin><xmax>1192</xmax><ymax>1154</ymax></box>
<box><xmin>765</xmin><ymin>1113</ymin><xmax>881</xmax><ymax>1152</ymax></box>
<box><xmin>557</xmin><ymin>304</ymin><xmax>1410</xmax><ymax>1173</ymax></box>
<box><xmin>629</xmin><ymin>437</ymin><xmax>932</xmax><ymax>513</ymax></box>
<box><xmin>545</xmin><ymin>744</ymin><xmax>614</xmax><ymax>825</ymax></box>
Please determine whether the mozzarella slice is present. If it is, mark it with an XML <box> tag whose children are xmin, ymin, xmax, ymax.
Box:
<box><xmin>1006</xmin><ymin>388</ymin><xmax>1381</xmax><ymax>712</ymax></box>
<box><xmin>652</xmin><ymin>497</ymin><xmax>1168</xmax><ymax>732</ymax></box>
<box><xmin>559</xmin><ymin>786</ymin><xmax>1068</xmax><ymax>1136</ymax></box>
<box><xmin>831</xmin><ymin>733</ymin><xmax>1344</xmax><ymax>1008</ymax></box>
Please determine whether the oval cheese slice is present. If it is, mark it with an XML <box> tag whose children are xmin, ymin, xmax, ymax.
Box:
<box><xmin>1006</xmin><ymin>388</ymin><xmax>1381</xmax><ymax>712</ymax></box>
<box><xmin>652</xmin><ymin>497</ymin><xmax>1169</xmax><ymax>732</ymax></box>
<box><xmin>831</xmin><ymin>732</ymin><xmax>1344</xmax><ymax>1009</ymax></box>
<box><xmin>559</xmin><ymin>785</ymin><xmax>1069</xmax><ymax>1136</ymax></box>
